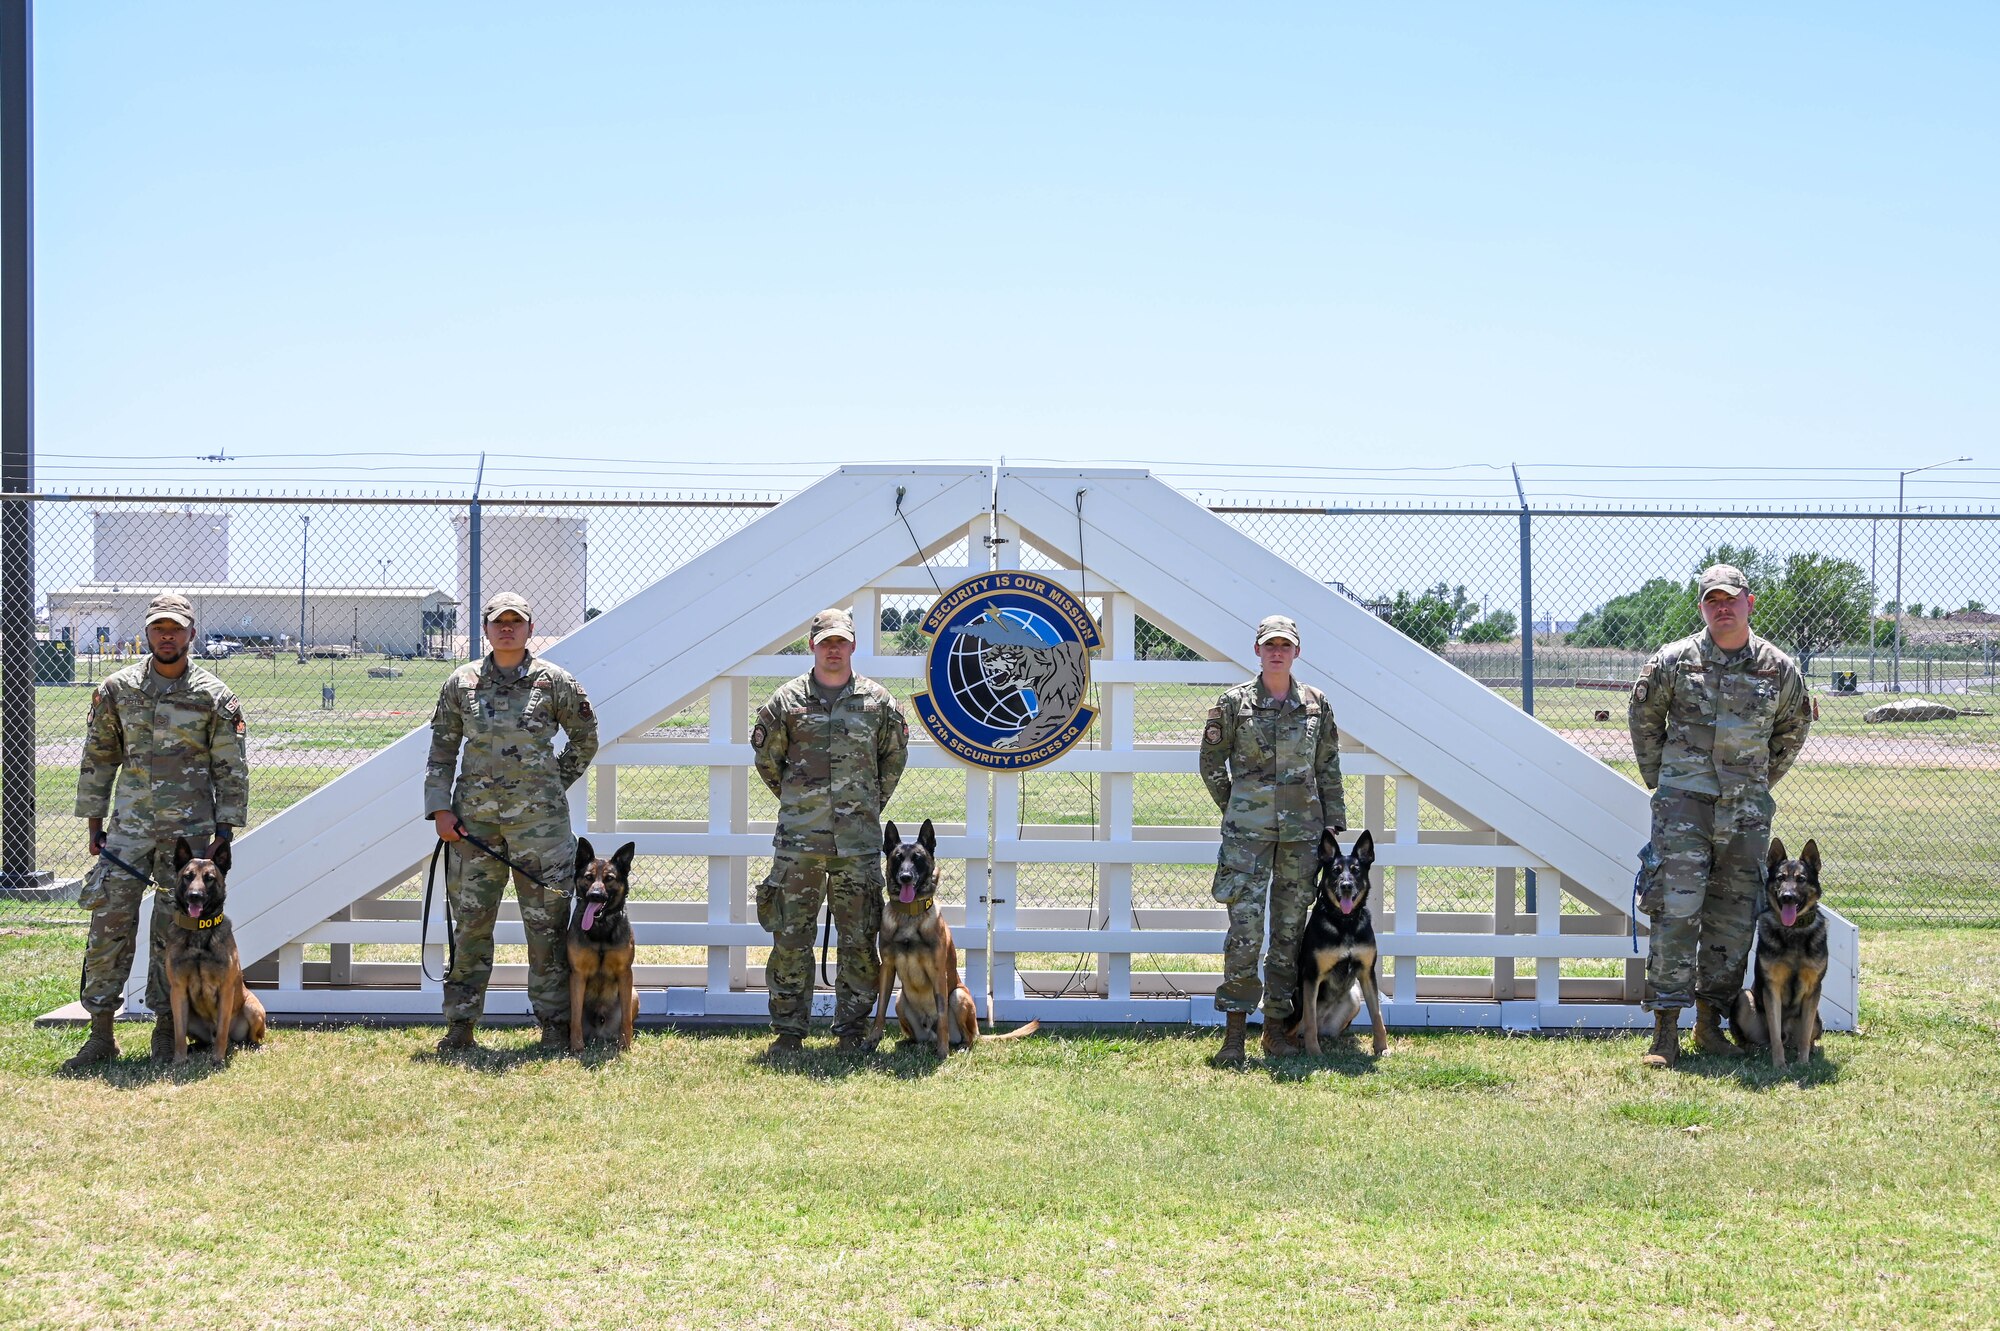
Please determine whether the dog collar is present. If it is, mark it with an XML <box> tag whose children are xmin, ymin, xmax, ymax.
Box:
<box><xmin>891</xmin><ymin>896</ymin><xmax>935</xmax><ymax>916</ymax></box>
<box><xmin>171</xmin><ymin>912</ymin><xmax>223</xmax><ymax>931</ymax></box>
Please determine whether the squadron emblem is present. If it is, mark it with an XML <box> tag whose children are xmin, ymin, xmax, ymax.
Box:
<box><xmin>913</xmin><ymin>572</ymin><xmax>1100</xmax><ymax>771</ymax></box>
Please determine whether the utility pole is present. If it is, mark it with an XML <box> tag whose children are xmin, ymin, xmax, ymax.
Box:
<box><xmin>0</xmin><ymin>0</ymin><xmax>43</xmax><ymax>892</ymax></box>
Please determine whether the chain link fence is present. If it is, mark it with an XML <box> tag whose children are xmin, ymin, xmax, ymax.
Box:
<box><xmin>4</xmin><ymin>491</ymin><xmax>1995</xmax><ymax>929</ymax></box>
<box><xmin>1222</xmin><ymin>505</ymin><xmax>2000</xmax><ymax>926</ymax></box>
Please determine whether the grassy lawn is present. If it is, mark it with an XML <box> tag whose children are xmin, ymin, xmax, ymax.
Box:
<box><xmin>2</xmin><ymin>924</ymin><xmax>1996</xmax><ymax>1330</ymax></box>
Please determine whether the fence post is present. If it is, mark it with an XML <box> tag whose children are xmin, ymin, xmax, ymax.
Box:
<box><xmin>0</xmin><ymin>0</ymin><xmax>43</xmax><ymax>892</ymax></box>
<box><xmin>1512</xmin><ymin>466</ymin><xmax>1535</xmax><ymax>913</ymax></box>
<box><xmin>467</xmin><ymin>453</ymin><xmax>484</xmax><ymax>660</ymax></box>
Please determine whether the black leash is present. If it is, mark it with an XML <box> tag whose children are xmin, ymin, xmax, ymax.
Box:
<box><xmin>97</xmin><ymin>846</ymin><xmax>155</xmax><ymax>886</ymax></box>
<box><xmin>819</xmin><ymin>907</ymin><xmax>835</xmax><ymax>987</ymax></box>
<box><xmin>421</xmin><ymin>839</ymin><xmax>457</xmax><ymax>984</ymax></box>
<box><xmin>1631</xmin><ymin>842</ymin><xmax>1659</xmax><ymax>956</ymax></box>
<box><xmin>453</xmin><ymin>827</ymin><xmax>568</xmax><ymax>894</ymax></box>
<box><xmin>421</xmin><ymin>827</ymin><xmax>572</xmax><ymax>983</ymax></box>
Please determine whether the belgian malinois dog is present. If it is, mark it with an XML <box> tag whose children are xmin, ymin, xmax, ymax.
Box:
<box><xmin>1284</xmin><ymin>829</ymin><xmax>1389</xmax><ymax>1057</ymax></box>
<box><xmin>1731</xmin><ymin>837</ymin><xmax>1829</xmax><ymax>1069</ymax></box>
<box><xmin>163</xmin><ymin>837</ymin><xmax>268</xmax><ymax>1064</ymax></box>
<box><xmin>865</xmin><ymin>819</ymin><xmax>1039</xmax><ymax>1055</ymax></box>
<box><xmin>566</xmin><ymin>838</ymin><xmax>638</xmax><ymax>1053</ymax></box>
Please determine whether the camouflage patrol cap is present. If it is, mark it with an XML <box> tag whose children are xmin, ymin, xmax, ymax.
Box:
<box><xmin>144</xmin><ymin>592</ymin><xmax>195</xmax><ymax>627</ymax></box>
<box><xmin>481</xmin><ymin>592</ymin><xmax>533</xmax><ymax>623</ymax></box>
<box><xmin>1254</xmin><ymin>614</ymin><xmax>1301</xmax><ymax>646</ymax></box>
<box><xmin>1697</xmin><ymin>565</ymin><xmax>1751</xmax><ymax>600</ymax></box>
<box><xmin>809</xmin><ymin>607</ymin><xmax>856</xmax><ymax>646</ymax></box>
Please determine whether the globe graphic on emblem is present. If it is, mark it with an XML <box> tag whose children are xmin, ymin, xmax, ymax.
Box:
<box><xmin>944</xmin><ymin>608</ymin><xmax>1060</xmax><ymax>734</ymax></box>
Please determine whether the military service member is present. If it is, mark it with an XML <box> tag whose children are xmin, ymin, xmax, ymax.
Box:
<box><xmin>1199</xmin><ymin>613</ymin><xmax>1346</xmax><ymax>1067</ymax></box>
<box><xmin>65</xmin><ymin>592</ymin><xmax>249</xmax><ymax>1071</ymax></box>
<box><xmin>751</xmin><ymin>607</ymin><xmax>909</xmax><ymax>1055</ymax></box>
<box><xmin>1629</xmin><ymin>563</ymin><xmax>1811</xmax><ymax>1068</ymax></box>
<box><xmin>425</xmin><ymin>593</ymin><xmax>599</xmax><ymax>1053</ymax></box>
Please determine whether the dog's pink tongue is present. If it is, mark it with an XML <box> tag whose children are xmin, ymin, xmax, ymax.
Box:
<box><xmin>1779</xmin><ymin>903</ymin><xmax>1799</xmax><ymax>927</ymax></box>
<box><xmin>899</xmin><ymin>883</ymin><xmax>917</xmax><ymax>904</ymax></box>
<box><xmin>581</xmin><ymin>902</ymin><xmax>601</xmax><ymax>931</ymax></box>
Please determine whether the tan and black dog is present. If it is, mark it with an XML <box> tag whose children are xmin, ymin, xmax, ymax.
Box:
<box><xmin>1284</xmin><ymin>829</ymin><xmax>1389</xmax><ymax>1056</ymax></box>
<box><xmin>566</xmin><ymin>838</ymin><xmax>638</xmax><ymax>1052</ymax></box>
<box><xmin>865</xmin><ymin>819</ymin><xmax>1039</xmax><ymax>1055</ymax></box>
<box><xmin>1731</xmin><ymin>837</ymin><xmax>1829</xmax><ymax>1069</ymax></box>
<box><xmin>163</xmin><ymin>837</ymin><xmax>268</xmax><ymax>1064</ymax></box>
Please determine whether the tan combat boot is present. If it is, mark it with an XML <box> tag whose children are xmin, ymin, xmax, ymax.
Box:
<box><xmin>539</xmin><ymin>1021</ymin><xmax>569</xmax><ymax>1052</ymax></box>
<box><xmin>1211</xmin><ymin>1012</ymin><xmax>1248</xmax><ymax>1069</ymax></box>
<box><xmin>767</xmin><ymin>1033</ymin><xmax>804</xmax><ymax>1056</ymax></box>
<box><xmin>834</xmin><ymin>1033</ymin><xmax>866</xmax><ymax>1054</ymax></box>
<box><xmin>1260</xmin><ymin>1018</ymin><xmax>1300</xmax><ymax>1058</ymax></box>
<box><xmin>1692</xmin><ymin>999</ymin><xmax>1743</xmax><ymax>1056</ymax></box>
<box><xmin>1639</xmin><ymin>1008</ymin><xmax>1680</xmax><ymax>1069</ymax></box>
<box><xmin>436</xmin><ymin>1020</ymin><xmax>478</xmax><ymax>1054</ymax></box>
<box><xmin>60</xmin><ymin>1011</ymin><xmax>120</xmax><ymax>1073</ymax></box>
<box><xmin>150</xmin><ymin>1012</ymin><xmax>176</xmax><ymax>1061</ymax></box>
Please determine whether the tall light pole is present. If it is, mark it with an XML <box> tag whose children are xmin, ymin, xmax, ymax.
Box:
<box><xmin>297</xmin><ymin>513</ymin><xmax>311</xmax><ymax>662</ymax></box>
<box><xmin>1892</xmin><ymin>456</ymin><xmax>1971</xmax><ymax>692</ymax></box>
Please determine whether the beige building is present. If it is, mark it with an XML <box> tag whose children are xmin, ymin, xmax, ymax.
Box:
<box><xmin>44</xmin><ymin>584</ymin><xmax>458</xmax><ymax>657</ymax></box>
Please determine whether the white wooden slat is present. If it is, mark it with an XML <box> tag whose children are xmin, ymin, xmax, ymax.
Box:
<box><xmin>593</xmin><ymin>740</ymin><xmax>1403</xmax><ymax>778</ymax></box>
<box><xmin>993</xmin><ymin>839</ymin><xmax>1548</xmax><ymax>868</ymax></box>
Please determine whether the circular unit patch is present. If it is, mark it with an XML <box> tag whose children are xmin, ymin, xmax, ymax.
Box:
<box><xmin>912</xmin><ymin>572</ymin><xmax>1101</xmax><ymax>771</ymax></box>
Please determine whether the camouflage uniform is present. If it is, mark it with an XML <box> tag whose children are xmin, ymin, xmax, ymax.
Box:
<box><xmin>73</xmin><ymin>657</ymin><xmax>249</xmax><ymax>1015</ymax></box>
<box><xmin>1200</xmin><ymin>677</ymin><xmax>1346</xmax><ymax>1018</ymax></box>
<box><xmin>425</xmin><ymin>651</ymin><xmax>599</xmax><ymax>1025</ymax></box>
<box><xmin>752</xmin><ymin>672</ymin><xmax>909</xmax><ymax>1037</ymax></box>
<box><xmin>1629</xmin><ymin>630</ymin><xmax>1810</xmax><ymax>1010</ymax></box>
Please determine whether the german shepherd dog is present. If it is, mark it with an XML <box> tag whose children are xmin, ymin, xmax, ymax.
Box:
<box><xmin>566</xmin><ymin>838</ymin><xmax>637</xmax><ymax>1052</ymax></box>
<box><xmin>1731</xmin><ymin>837</ymin><xmax>1829</xmax><ymax>1069</ymax></box>
<box><xmin>1284</xmin><ymin>829</ymin><xmax>1389</xmax><ymax>1056</ymax></box>
<box><xmin>865</xmin><ymin>819</ymin><xmax>1039</xmax><ymax>1055</ymax></box>
<box><xmin>163</xmin><ymin>837</ymin><xmax>268</xmax><ymax>1063</ymax></box>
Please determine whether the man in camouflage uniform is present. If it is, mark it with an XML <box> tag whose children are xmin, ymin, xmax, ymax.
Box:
<box><xmin>65</xmin><ymin>592</ymin><xmax>249</xmax><ymax>1071</ymax></box>
<box><xmin>1199</xmin><ymin>614</ymin><xmax>1346</xmax><ymax>1067</ymax></box>
<box><xmin>425</xmin><ymin>592</ymin><xmax>599</xmax><ymax>1053</ymax></box>
<box><xmin>752</xmin><ymin>607</ymin><xmax>909</xmax><ymax>1055</ymax></box>
<box><xmin>1629</xmin><ymin>563</ymin><xmax>1811</xmax><ymax>1069</ymax></box>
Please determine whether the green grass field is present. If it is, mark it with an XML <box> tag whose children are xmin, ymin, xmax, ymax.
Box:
<box><xmin>4</xmin><ymin>924</ymin><xmax>1997</xmax><ymax>1330</ymax></box>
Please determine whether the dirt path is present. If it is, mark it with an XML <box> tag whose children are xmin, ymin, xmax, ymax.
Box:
<box><xmin>1549</xmin><ymin>729</ymin><xmax>2000</xmax><ymax>770</ymax></box>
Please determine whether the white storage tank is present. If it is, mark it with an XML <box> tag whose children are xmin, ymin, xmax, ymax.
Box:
<box><xmin>92</xmin><ymin>508</ymin><xmax>230</xmax><ymax>585</ymax></box>
<box><xmin>451</xmin><ymin>512</ymin><xmax>588</xmax><ymax>639</ymax></box>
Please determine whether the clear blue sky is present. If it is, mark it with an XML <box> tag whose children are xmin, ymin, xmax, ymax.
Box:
<box><xmin>30</xmin><ymin>2</ymin><xmax>1999</xmax><ymax>505</ymax></box>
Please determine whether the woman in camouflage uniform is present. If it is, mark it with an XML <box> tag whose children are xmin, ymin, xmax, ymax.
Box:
<box><xmin>425</xmin><ymin>593</ymin><xmax>598</xmax><ymax>1053</ymax></box>
<box><xmin>1199</xmin><ymin>614</ymin><xmax>1345</xmax><ymax>1067</ymax></box>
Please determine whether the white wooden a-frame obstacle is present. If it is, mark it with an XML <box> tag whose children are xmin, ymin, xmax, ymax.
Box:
<box><xmin>66</xmin><ymin>465</ymin><xmax>1856</xmax><ymax>1032</ymax></box>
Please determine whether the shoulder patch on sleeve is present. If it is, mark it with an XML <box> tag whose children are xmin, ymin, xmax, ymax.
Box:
<box><xmin>1632</xmin><ymin>680</ymin><xmax>1649</xmax><ymax>704</ymax></box>
<box><xmin>751</xmin><ymin>722</ymin><xmax>767</xmax><ymax>749</ymax></box>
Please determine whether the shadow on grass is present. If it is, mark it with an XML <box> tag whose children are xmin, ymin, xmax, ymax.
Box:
<box><xmin>60</xmin><ymin>1046</ymin><xmax>251</xmax><ymax>1088</ymax></box>
<box><xmin>1680</xmin><ymin>1047</ymin><xmax>1844</xmax><ymax>1089</ymax></box>
<box><xmin>1260</xmin><ymin>1041</ymin><xmax>1392</xmax><ymax>1083</ymax></box>
<box><xmin>411</xmin><ymin>1041</ymin><xmax>569</xmax><ymax>1075</ymax></box>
